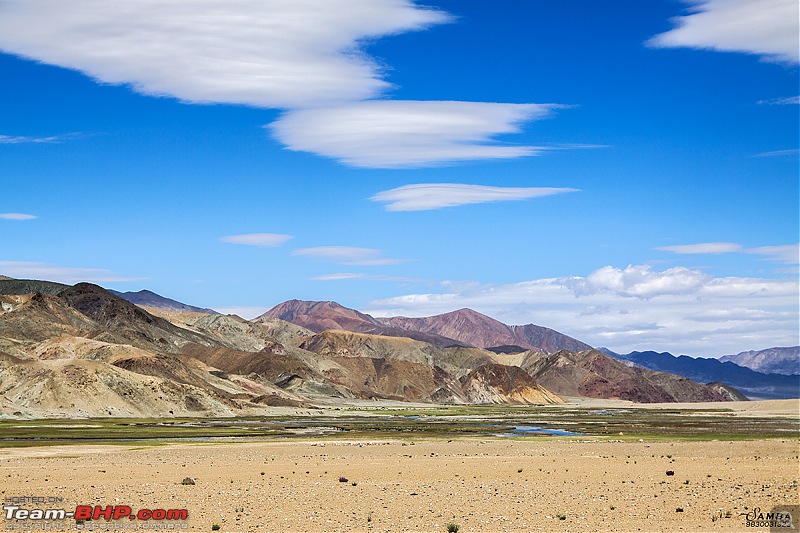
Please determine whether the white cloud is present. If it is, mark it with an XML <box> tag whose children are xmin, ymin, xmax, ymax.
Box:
<box><xmin>364</xmin><ymin>264</ymin><xmax>799</xmax><ymax>356</ymax></box>
<box><xmin>0</xmin><ymin>213</ymin><xmax>37</xmax><ymax>220</ymax></box>
<box><xmin>0</xmin><ymin>261</ymin><xmax>143</xmax><ymax>284</ymax></box>
<box><xmin>657</xmin><ymin>241</ymin><xmax>799</xmax><ymax>264</ymax></box>
<box><xmin>747</xmin><ymin>244</ymin><xmax>800</xmax><ymax>264</ymax></box>
<box><xmin>220</xmin><ymin>233</ymin><xmax>293</xmax><ymax>247</ymax></box>
<box><xmin>270</xmin><ymin>101</ymin><xmax>561</xmax><ymax>168</ymax></box>
<box><xmin>648</xmin><ymin>0</ymin><xmax>799</xmax><ymax>64</ymax></box>
<box><xmin>0</xmin><ymin>0</ymin><xmax>450</xmax><ymax>109</ymax></box>
<box><xmin>758</xmin><ymin>95</ymin><xmax>800</xmax><ymax>105</ymax></box>
<box><xmin>293</xmin><ymin>246</ymin><xmax>405</xmax><ymax>266</ymax></box>
<box><xmin>370</xmin><ymin>183</ymin><xmax>578</xmax><ymax>211</ymax></box>
<box><xmin>0</xmin><ymin>2</ymin><xmax>571</xmax><ymax>168</ymax></box>
<box><xmin>655</xmin><ymin>242</ymin><xmax>743</xmax><ymax>254</ymax></box>
<box><xmin>568</xmin><ymin>265</ymin><xmax>710</xmax><ymax>298</ymax></box>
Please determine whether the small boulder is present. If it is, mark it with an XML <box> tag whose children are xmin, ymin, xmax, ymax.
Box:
<box><xmin>181</xmin><ymin>477</ymin><xmax>196</xmax><ymax>485</ymax></box>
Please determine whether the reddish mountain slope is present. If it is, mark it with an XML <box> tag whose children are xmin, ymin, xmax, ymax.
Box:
<box><xmin>378</xmin><ymin>308</ymin><xmax>591</xmax><ymax>352</ymax></box>
<box><xmin>263</xmin><ymin>300</ymin><xmax>591</xmax><ymax>353</ymax></box>
<box><xmin>261</xmin><ymin>300</ymin><xmax>464</xmax><ymax>347</ymax></box>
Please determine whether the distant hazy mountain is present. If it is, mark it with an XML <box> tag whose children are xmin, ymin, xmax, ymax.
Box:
<box><xmin>263</xmin><ymin>300</ymin><xmax>591</xmax><ymax>353</ymax></box>
<box><xmin>108</xmin><ymin>289</ymin><xmax>218</xmax><ymax>315</ymax></box>
<box><xmin>720</xmin><ymin>347</ymin><xmax>799</xmax><ymax>376</ymax></box>
<box><xmin>607</xmin><ymin>350</ymin><xmax>799</xmax><ymax>400</ymax></box>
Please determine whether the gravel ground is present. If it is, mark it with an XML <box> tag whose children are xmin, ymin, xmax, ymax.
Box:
<box><xmin>1</xmin><ymin>438</ymin><xmax>798</xmax><ymax>532</ymax></box>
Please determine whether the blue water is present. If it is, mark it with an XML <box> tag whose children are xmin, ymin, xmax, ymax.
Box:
<box><xmin>499</xmin><ymin>425</ymin><xmax>582</xmax><ymax>437</ymax></box>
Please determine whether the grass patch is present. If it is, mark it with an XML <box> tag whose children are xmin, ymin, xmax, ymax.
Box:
<box><xmin>0</xmin><ymin>406</ymin><xmax>796</xmax><ymax>447</ymax></box>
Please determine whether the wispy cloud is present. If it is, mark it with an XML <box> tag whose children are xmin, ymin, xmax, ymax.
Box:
<box><xmin>0</xmin><ymin>133</ymin><xmax>80</xmax><ymax>144</ymax></box>
<box><xmin>757</xmin><ymin>95</ymin><xmax>800</xmax><ymax>105</ymax></box>
<box><xmin>220</xmin><ymin>233</ymin><xmax>293</xmax><ymax>247</ymax></box>
<box><xmin>647</xmin><ymin>0</ymin><xmax>799</xmax><ymax>64</ymax></box>
<box><xmin>370</xmin><ymin>183</ymin><xmax>579</xmax><ymax>211</ymax></box>
<box><xmin>310</xmin><ymin>272</ymin><xmax>425</xmax><ymax>282</ymax></box>
<box><xmin>753</xmin><ymin>148</ymin><xmax>799</xmax><ymax>157</ymax></box>
<box><xmin>271</xmin><ymin>101</ymin><xmax>563</xmax><ymax>168</ymax></box>
<box><xmin>365</xmin><ymin>264</ymin><xmax>799</xmax><ymax>356</ymax></box>
<box><xmin>0</xmin><ymin>0</ymin><xmax>450</xmax><ymax>108</ymax></box>
<box><xmin>655</xmin><ymin>242</ymin><xmax>743</xmax><ymax>254</ymax></box>
<box><xmin>0</xmin><ymin>261</ymin><xmax>143</xmax><ymax>284</ymax></box>
<box><xmin>657</xmin><ymin>241</ymin><xmax>799</xmax><ymax>264</ymax></box>
<box><xmin>747</xmin><ymin>244</ymin><xmax>800</xmax><ymax>264</ymax></box>
<box><xmin>293</xmin><ymin>246</ymin><xmax>405</xmax><ymax>266</ymax></box>
<box><xmin>0</xmin><ymin>213</ymin><xmax>37</xmax><ymax>220</ymax></box>
<box><xmin>212</xmin><ymin>306</ymin><xmax>271</xmax><ymax>320</ymax></box>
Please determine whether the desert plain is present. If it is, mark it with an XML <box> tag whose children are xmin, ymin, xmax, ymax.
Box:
<box><xmin>1</xmin><ymin>399</ymin><xmax>798</xmax><ymax>533</ymax></box>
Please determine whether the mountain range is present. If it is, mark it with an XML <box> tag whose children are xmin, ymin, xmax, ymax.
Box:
<box><xmin>108</xmin><ymin>289</ymin><xmax>219</xmax><ymax>315</ymax></box>
<box><xmin>719</xmin><ymin>347</ymin><xmax>799</xmax><ymax>376</ymax></box>
<box><xmin>262</xmin><ymin>299</ymin><xmax>592</xmax><ymax>352</ymax></box>
<box><xmin>0</xmin><ymin>279</ymin><xmax>752</xmax><ymax>418</ymax></box>
<box><xmin>604</xmin><ymin>349</ymin><xmax>799</xmax><ymax>400</ymax></box>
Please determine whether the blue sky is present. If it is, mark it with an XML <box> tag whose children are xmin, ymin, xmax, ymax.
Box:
<box><xmin>0</xmin><ymin>0</ymin><xmax>797</xmax><ymax>357</ymax></box>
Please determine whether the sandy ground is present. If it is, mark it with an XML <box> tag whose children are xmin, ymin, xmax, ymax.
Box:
<box><xmin>1</xmin><ymin>437</ymin><xmax>798</xmax><ymax>533</ymax></box>
<box><xmin>549</xmin><ymin>397</ymin><xmax>800</xmax><ymax>417</ymax></box>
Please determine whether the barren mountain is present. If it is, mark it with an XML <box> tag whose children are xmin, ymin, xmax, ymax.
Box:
<box><xmin>262</xmin><ymin>300</ymin><xmax>464</xmax><ymax>347</ymax></box>
<box><xmin>523</xmin><ymin>350</ymin><xmax>736</xmax><ymax>403</ymax></box>
<box><xmin>57</xmin><ymin>283</ymin><xmax>215</xmax><ymax>353</ymax></box>
<box><xmin>148</xmin><ymin>310</ymin><xmax>314</xmax><ymax>352</ymax></box>
<box><xmin>0</xmin><ymin>279</ymin><xmax>69</xmax><ymax>296</ymax></box>
<box><xmin>0</xmin><ymin>281</ymin><xmax>747</xmax><ymax>418</ymax></box>
<box><xmin>108</xmin><ymin>288</ymin><xmax>219</xmax><ymax>315</ymax></box>
<box><xmin>378</xmin><ymin>308</ymin><xmax>592</xmax><ymax>352</ymax></box>
<box><xmin>612</xmin><ymin>350</ymin><xmax>799</xmax><ymax>400</ymax></box>
<box><xmin>461</xmin><ymin>364</ymin><xmax>564</xmax><ymax>404</ymax></box>
<box><xmin>720</xmin><ymin>347</ymin><xmax>800</xmax><ymax>376</ymax></box>
<box><xmin>264</xmin><ymin>300</ymin><xmax>591</xmax><ymax>352</ymax></box>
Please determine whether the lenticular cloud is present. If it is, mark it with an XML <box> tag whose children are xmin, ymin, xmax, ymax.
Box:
<box><xmin>371</xmin><ymin>183</ymin><xmax>578</xmax><ymax>211</ymax></box>
<box><xmin>0</xmin><ymin>0</ymin><xmax>451</xmax><ymax>108</ymax></box>
<box><xmin>648</xmin><ymin>0</ymin><xmax>799</xmax><ymax>64</ymax></box>
<box><xmin>0</xmin><ymin>0</ymin><xmax>566</xmax><ymax>168</ymax></box>
<box><xmin>271</xmin><ymin>101</ymin><xmax>561</xmax><ymax>168</ymax></box>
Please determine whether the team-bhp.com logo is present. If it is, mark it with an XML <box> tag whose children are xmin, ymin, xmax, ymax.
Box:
<box><xmin>5</xmin><ymin>506</ymin><xmax>187</xmax><ymax>521</ymax></box>
<box><xmin>4</xmin><ymin>501</ymin><xmax>188</xmax><ymax>530</ymax></box>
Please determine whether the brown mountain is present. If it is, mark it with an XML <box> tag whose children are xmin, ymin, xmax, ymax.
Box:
<box><xmin>261</xmin><ymin>300</ymin><xmax>465</xmax><ymax>347</ymax></box>
<box><xmin>522</xmin><ymin>350</ymin><xmax>734</xmax><ymax>403</ymax></box>
<box><xmin>377</xmin><ymin>308</ymin><xmax>592</xmax><ymax>352</ymax></box>
<box><xmin>263</xmin><ymin>300</ymin><xmax>591</xmax><ymax>352</ymax></box>
<box><xmin>1</xmin><ymin>281</ymin><xmax>746</xmax><ymax>418</ymax></box>
<box><xmin>461</xmin><ymin>364</ymin><xmax>565</xmax><ymax>404</ymax></box>
<box><xmin>0</xmin><ymin>283</ymin><xmax>566</xmax><ymax>416</ymax></box>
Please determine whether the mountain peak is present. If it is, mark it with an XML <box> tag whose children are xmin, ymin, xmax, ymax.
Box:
<box><xmin>108</xmin><ymin>288</ymin><xmax>218</xmax><ymax>315</ymax></box>
<box><xmin>265</xmin><ymin>299</ymin><xmax>591</xmax><ymax>353</ymax></box>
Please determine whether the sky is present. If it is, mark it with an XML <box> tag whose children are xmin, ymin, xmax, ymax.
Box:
<box><xmin>0</xmin><ymin>0</ymin><xmax>798</xmax><ymax>357</ymax></box>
